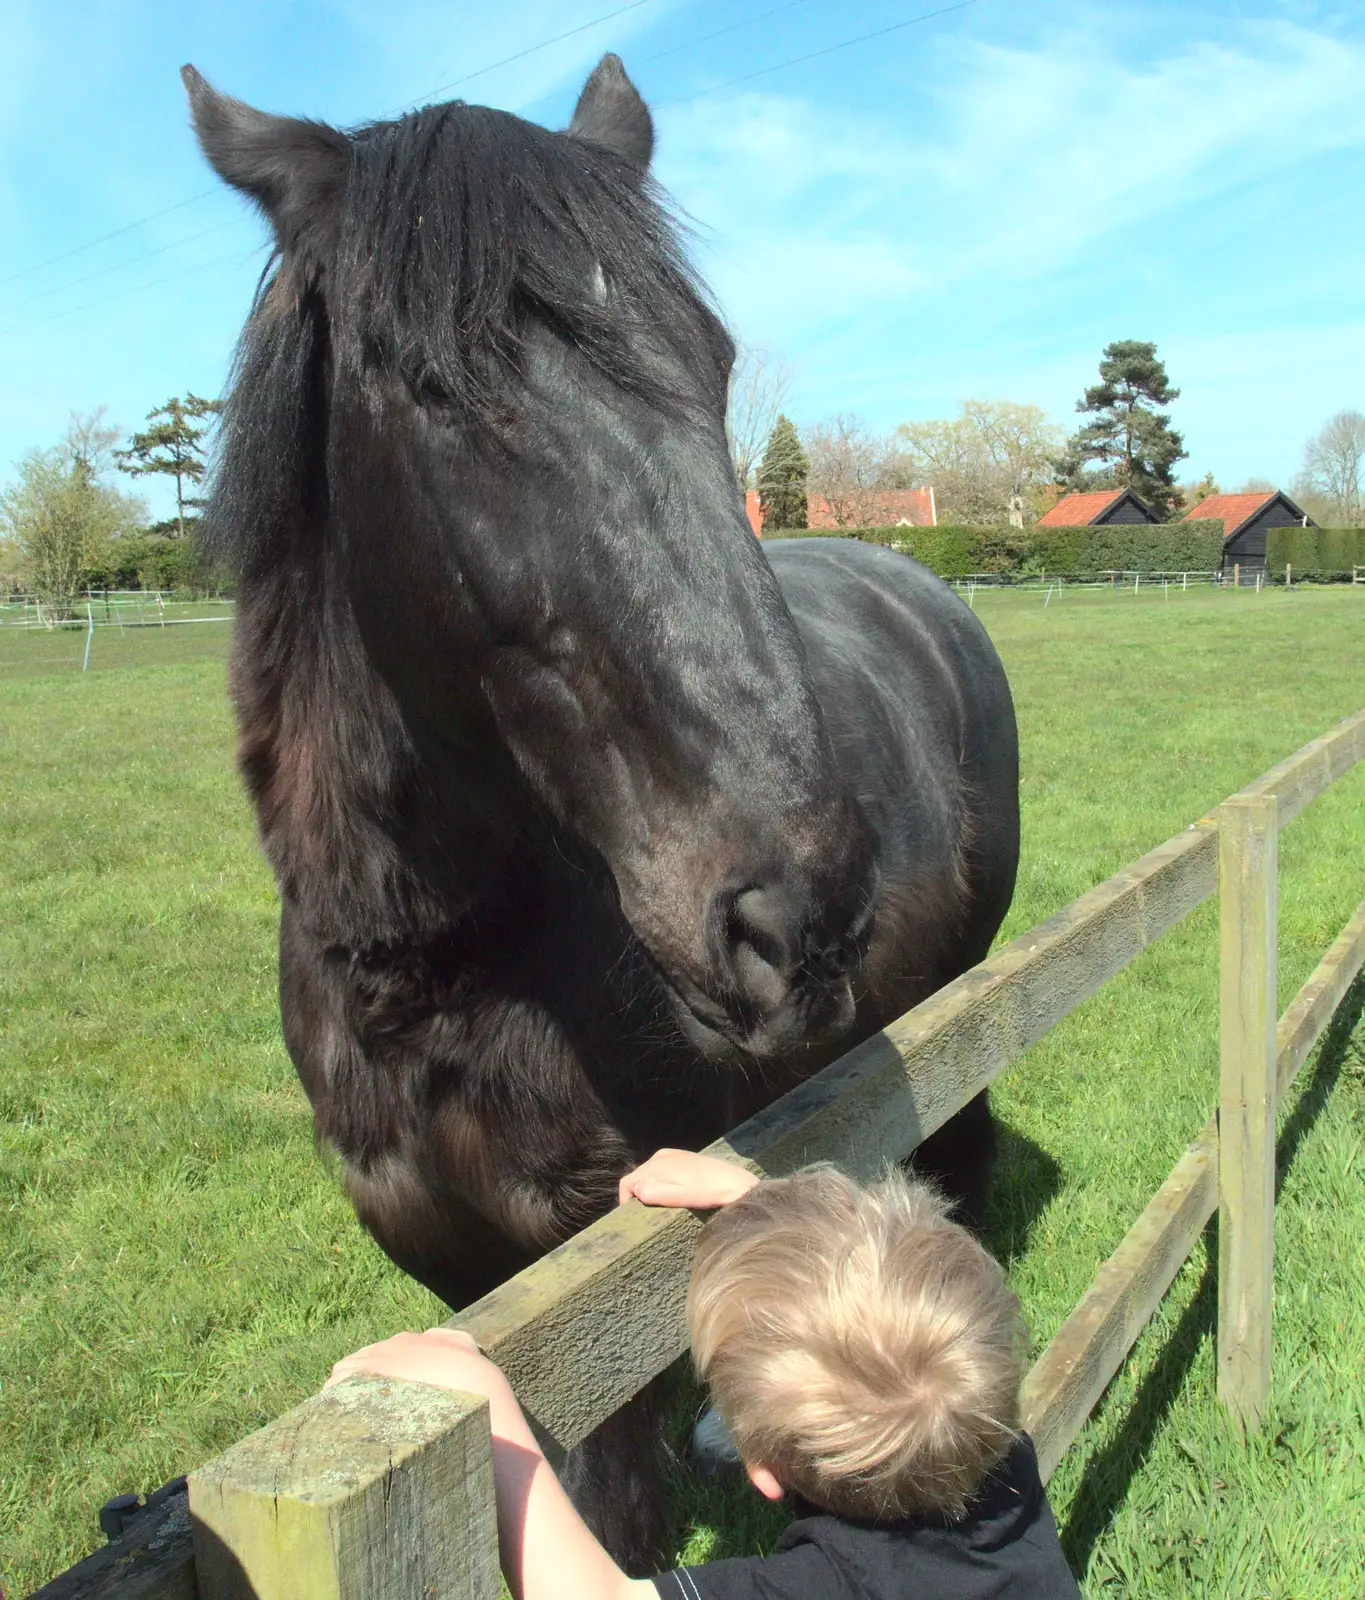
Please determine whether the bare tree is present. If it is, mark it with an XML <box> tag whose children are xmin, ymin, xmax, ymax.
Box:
<box><xmin>67</xmin><ymin>407</ymin><xmax>121</xmax><ymax>479</ymax></box>
<box><xmin>0</xmin><ymin>413</ymin><xmax>145</xmax><ymax>619</ymax></box>
<box><xmin>804</xmin><ymin>415</ymin><xmax>889</xmax><ymax>527</ymax></box>
<box><xmin>727</xmin><ymin>345</ymin><xmax>794</xmax><ymax>492</ymax></box>
<box><xmin>1296</xmin><ymin>410</ymin><xmax>1365</xmax><ymax>524</ymax></box>
<box><xmin>896</xmin><ymin>401</ymin><xmax>1061</xmax><ymax>525</ymax></box>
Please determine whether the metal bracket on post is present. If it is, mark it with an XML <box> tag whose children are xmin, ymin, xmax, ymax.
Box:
<box><xmin>1217</xmin><ymin>793</ymin><xmax>1278</xmax><ymax>1428</ymax></box>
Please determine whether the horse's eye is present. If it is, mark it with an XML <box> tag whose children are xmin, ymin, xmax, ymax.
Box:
<box><xmin>413</xmin><ymin>373</ymin><xmax>453</xmax><ymax>407</ymax></box>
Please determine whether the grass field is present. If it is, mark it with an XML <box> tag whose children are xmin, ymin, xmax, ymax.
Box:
<box><xmin>3</xmin><ymin>586</ymin><xmax>1364</xmax><ymax>1597</ymax></box>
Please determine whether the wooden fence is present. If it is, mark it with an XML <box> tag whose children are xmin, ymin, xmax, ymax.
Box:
<box><xmin>34</xmin><ymin>710</ymin><xmax>1365</xmax><ymax>1600</ymax></box>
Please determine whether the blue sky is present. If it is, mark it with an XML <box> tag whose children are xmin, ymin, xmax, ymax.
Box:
<box><xmin>2</xmin><ymin>0</ymin><xmax>1361</xmax><ymax>516</ymax></box>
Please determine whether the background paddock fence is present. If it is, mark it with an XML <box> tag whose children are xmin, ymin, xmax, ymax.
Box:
<box><xmin>30</xmin><ymin>709</ymin><xmax>1365</xmax><ymax>1600</ymax></box>
<box><xmin>949</xmin><ymin>571</ymin><xmax>1227</xmax><ymax>607</ymax></box>
<box><xmin>0</xmin><ymin>593</ymin><xmax>235</xmax><ymax>679</ymax></box>
<box><xmin>0</xmin><ymin>591</ymin><xmax>234</xmax><ymax>630</ymax></box>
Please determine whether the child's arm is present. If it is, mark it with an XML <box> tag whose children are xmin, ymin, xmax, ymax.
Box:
<box><xmin>327</xmin><ymin>1330</ymin><xmax>655</xmax><ymax>1600</ymax></box>
<box><xmin>618</xmin><ymin>1148</ymin><xmax>760</xmax><ymax>1209</ymax></box>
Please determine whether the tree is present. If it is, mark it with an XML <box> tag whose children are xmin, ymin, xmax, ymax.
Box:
<box><xmin>727</xmin><ymin>346</ymin><xmax>794</xmax><ymax>492</ymax></box>
<box><xmin>1058</xmin><ymin>341</ymin><xmax>1187</xmax><ymax>518</ymax></box>
<box><xmin>1181</xmin><ymin>470</ymin><xmax>1220</xmax><ymax>511</ymax></box>
<box><xmin>0</xmin><ymin>413</ymin><xmax>146</xmax><ymax>619</ymax></box>
<box><xmin>896</xmin><ymin>401</ymin><xmax>1062</xmax><ymax>526</ymax></box>
<box><xmin>756</xmin><ymin>414</ymin><xmax>808</xmax><ymax>530</ymax></box>
<box><xmin>1294</xmin><ymin>410</ymin><xmax>1365</xmax><ymax>525</ymax></box>
<box><xmin>803</xmin><ymin>415</ymin><xmax>888</xmax><ymax>527</ymax></box>
<box><xmin>115</xmin><ymin>394</ymin><xmax>223</xmax><ymax>538</ymax></box>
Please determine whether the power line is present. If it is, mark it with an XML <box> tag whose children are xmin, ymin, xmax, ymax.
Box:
<box><xmin>1</xmin><ymin>1</ymin><xmax>662</xmax><ymax>297</ymax></box>
<box><xmin>656</xmin><ymin>0</ymin><xmax>984</xmax><ymax>106</ymax></box>
<box><xmin>9</xmin><ymin>220</ymin><xmax>239</xmax><ymax>313</ymax></box>
<box><xmin>512</xmin><ymin>0</ymin><xmax>817</xmax><ymax>115</ymax></box>
<box><xmin>0</xmin><ymin>189</ymin><xmax>220</xmax><ymax>290</ymax></box>
<box><xmin>19</xmin><ymin>244</ymin><xmax>269</xmax><ymax>333</ymax></box>
<box><xmin>640</xmin><ymin>0</ymin><xmax>814</xmax><ymax>66</ymax></box>
<box><xmin>4</xmin><ymin>1</ymin><xmax>987</xmax><ymax>330</ymax></box>
<box><xmin>387</xmin><ymin>0</ymin><xmax>660</xmax><ymax>115</ymax></box>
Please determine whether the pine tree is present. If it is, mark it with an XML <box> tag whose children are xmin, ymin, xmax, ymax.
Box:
<box><xmin>115</xmin><ymin>394</ymin><xmax>223</xmax><ymax>538</ymax></box>
<box><xmin>1058</xmin><ymin>341</ymin><xmax>1187</xmax><ymax>518</ymax></box>
<box><xmin>757</xmin><ymin>415</ymin><xmax>808</xmax><ymax>531</ymax></box>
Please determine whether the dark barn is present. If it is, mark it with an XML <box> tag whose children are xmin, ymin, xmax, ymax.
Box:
<box><xmin>1037</xmin><ymin>488</ymin><xmax>1159</xmax><ymax>527</ymax></box>
<box><xmin>1180</xmin><ymin>491</ymin><xmax>1314</xmax><ymax>571</ymax></box>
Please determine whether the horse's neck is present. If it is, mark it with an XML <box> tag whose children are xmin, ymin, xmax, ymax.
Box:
<box><xmin>232</xmin><ymin>565</ymin><xmax>533</xmax><ymax>952</ymax></box>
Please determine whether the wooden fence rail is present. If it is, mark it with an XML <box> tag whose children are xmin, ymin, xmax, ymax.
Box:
<box><xmin>32</xmin><ymin>708</ymin><xmax>1365</xmax><ymax>1600</ymax></box>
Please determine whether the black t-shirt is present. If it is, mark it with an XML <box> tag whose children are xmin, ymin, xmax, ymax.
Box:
<box><xmin>652</xmin><ymin>1436</ymin><xmax>1079</xmax><ymax>1600</ymax></box>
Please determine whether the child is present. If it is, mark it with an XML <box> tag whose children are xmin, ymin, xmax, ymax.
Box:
<box><xmin>328</xmin><ymin>1149</ymin><xmax>1080</xmax><ymax>1600</ymax></box>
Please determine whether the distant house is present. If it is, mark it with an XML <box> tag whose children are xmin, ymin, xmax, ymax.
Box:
<box><xmin>1179</xmin><ymin>491</ymin><xmax>1313</xmax><ymax>571</ymax></box>
<box><xmin>1036</xmin><ymin>488</ymin><xmax>1158</xmax><ymax>527</ymax></box>
<box><xmin>804</xmin><ymin>487</ymin><xmax>937</xmax><ymax>531</ymax></box>
<box><xmin>751</xmin><ymin>485</ymin><xmax>937</xmax><ymax>536</ymax></box>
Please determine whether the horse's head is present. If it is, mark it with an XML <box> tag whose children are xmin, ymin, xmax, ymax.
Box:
<box><xmin>186</xmin><ymin>56</ymin><xmax>878</xmax><ymax>1063</ymax></box>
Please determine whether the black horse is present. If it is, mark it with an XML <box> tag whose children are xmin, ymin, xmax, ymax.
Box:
<box><xmin>184</xmin><ymin>54</ymin><xmax>1019</xmax><ymax>1567</ymax></box>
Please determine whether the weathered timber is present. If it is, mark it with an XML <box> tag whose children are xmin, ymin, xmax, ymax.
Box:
<box><xmin>26</xmin><ymin>1488</ymin><xmax>195</xmax><ymax>1600</ymax></box>
<box><xmin>1275</xmin><ymin>896</ymin><xmax>1365</xmax><ymax>1095</ymax></box>
<box><xmin>66</xmin><ymin>713</ymin><xmax>1365</xmax><ymax>1599</ymax></box>
<box><xmin>189</xmin><ymin>1376</ymin><xmax>498</xmax><ymax>1600</ymax></box>
<box><xmin>1238</xmin><ymin>706</ymin><xmax>1365</xmax><ymax>828</ymax></box>
<box><xmin>1217</xmin><ymin>796</ymin><xmax>1278</xmax><ymax>1428</ymax></box>
<box><xmin>1022</xmin><ymin>1118</ymin><xmax>1220</xmax><ymax>1483</ymax></box>
<box><xmin>458</xmin><ymin>821</ymin><xmax>1221</xmax><ymax>1450</ymax></box>
<box><xmin>1020</xmin><ymin>892</ymin><xmax>1365</xmax><ymax>1481</ymax></box>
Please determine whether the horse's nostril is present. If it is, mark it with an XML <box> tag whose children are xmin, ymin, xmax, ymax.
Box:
<box><xmin>718</xmin><ymin>885</ymin><xmax>795</xmax><ymax>1015</ymax></box>
<box><xmin>730</xmin><ymin>887</ymin><xmax>788</xmax><ymax>962</ymax></box>
<box><xmin>732</xmin><ymin>939</ymin><xmax>788</xmax><ymax>1014</ymax></box>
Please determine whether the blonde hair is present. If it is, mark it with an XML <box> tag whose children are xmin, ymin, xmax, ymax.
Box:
<box><xmin>688</xmin><ymin>1164</ymin><xmax>1025</xmax><ymax>1522</ymax></box>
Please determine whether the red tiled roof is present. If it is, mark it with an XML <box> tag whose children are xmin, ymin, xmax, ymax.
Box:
<box><xmin>1035</xmin><ymin>490</ymin><xmax>1125</xmax><ymax>527</ymax></box>
<box><xmin>1179</xmin><ymin>492</ymin><xmax>1275</xmax><ymax>538</ymax></box>
<box><xmin>804</xmin><ymin>488</ymin><xmax>936</xmax><ymax>529</ymax></box>
<box><xmin>752</xmin><ymin>486</ymin><xmax>936</xmax><ymax>534</ymax></box>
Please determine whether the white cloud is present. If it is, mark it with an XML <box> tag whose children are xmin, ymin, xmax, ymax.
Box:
<box><xmin>654</xmin><ymin>18</ymin><xmax>1365</xmax><ymax>354</ymax></box>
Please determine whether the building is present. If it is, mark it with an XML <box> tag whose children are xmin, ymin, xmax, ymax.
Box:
<box><xmin>1036</xmin><ymin>488</ymin><xmax>1159</xmax><ymax>527</ymax></box>
<box><xmin>803</xmin><ymin>487</ymin><xmax>937</xmax><ymax>531</ymax></box>
<box><xmin>750</xmin><ymin>485</ymin><xmax>937</xmax><ymax>536</ymax></box>
<box><xmin>1179</xmin><ymin>491</ymin><xmax>1313</xmax><ymax>571</ymax></box>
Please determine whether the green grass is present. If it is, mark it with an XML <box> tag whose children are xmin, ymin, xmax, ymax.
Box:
<box><xmin>2</xmin><ymin>586</ymin><xmax>1364</xmax><ymax>1597</ymax></box>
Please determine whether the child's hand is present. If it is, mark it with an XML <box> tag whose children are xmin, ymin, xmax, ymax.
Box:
<box><xmin>326</xmin><ymin>1328</ymin><xmax>510</xmax><ymax>1404</ymax></box>
<box><xmin>618</xmin><ymin>1148</ymin><xmax>761</xmax><ymax>1210</ymax></box>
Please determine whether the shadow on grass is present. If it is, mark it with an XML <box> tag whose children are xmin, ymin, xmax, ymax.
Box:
<box><xmin>984</xmin><ymin>1118</ymin><xmax>1065</xmax><ymax>1268</ymax></box>
<box><xmin>1060</xmin><ymin>972</ymin><xmax>1365</xmax><ymax>1573</ymax></box>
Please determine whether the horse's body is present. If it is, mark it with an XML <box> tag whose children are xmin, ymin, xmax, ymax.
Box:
<box><xmin>185</xmin><ymin>54</ymin><xmax>1018</xmax><ymax>1569</ymax></box>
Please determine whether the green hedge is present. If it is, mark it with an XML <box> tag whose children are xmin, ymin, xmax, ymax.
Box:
<box><xmin>1265</xmin><ymin>527</ymin><xmax>1365</xmax><ymax>578</ymax></box>
<box><xmin>766</xmin><ymin>522</ymin><xmax>1223</xmax><ymax>580</ymax></box>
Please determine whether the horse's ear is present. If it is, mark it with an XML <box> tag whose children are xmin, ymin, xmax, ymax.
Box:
<box><xmin>568</xmin><ymin>54</ymin><xmax>653</xmax><ymax>173</ymax></box>
<box><xmin>181</xmin><ymin>65</ymin><xmax>348</xmax><ymax>262</ymax></box>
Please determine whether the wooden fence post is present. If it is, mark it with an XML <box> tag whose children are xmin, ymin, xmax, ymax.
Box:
<box><xmin>1217</xmin><ymin>794</ymin><xmax>1278</xmax><ymax>1428</ymax></box>
<box><xmin>189</xmin><ymin>1376</ymin><xmax>500</xmax><ymax>1600</ymax></box>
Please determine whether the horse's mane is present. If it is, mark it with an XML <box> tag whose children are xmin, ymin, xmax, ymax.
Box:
<box><xmin>208</xmin><ymin>103</ymin><xmax>725</xmax><ymax>575</ymax></box>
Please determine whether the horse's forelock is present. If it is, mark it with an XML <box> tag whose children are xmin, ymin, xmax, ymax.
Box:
<box><xmin>331</xmin><ymin>104</ymin><xmax>725</xmax><ymax>422</ymax></box>
<box><xmin>209</xmin><ymin>98</ymin><xmax>728</xmax><ymax>575</ymax></box>
<box><xmin>206</xmin><ymin>280</ymin><xmax>330</xmax><ymax>577</ymax></box>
